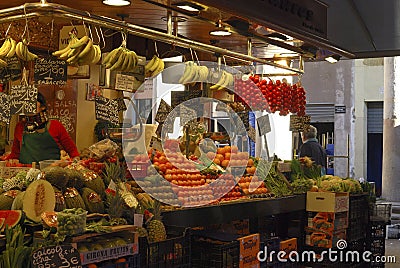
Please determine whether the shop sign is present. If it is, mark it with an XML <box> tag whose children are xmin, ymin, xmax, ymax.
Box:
<box><xmin>34</xmin><ymin>56</ymin><xmax>67</xmax><ymax>86</ymax></box>
<box><xmin>0</xmin><ymin>93</ymin><xmax>10</xmax><ymax>124</ymax></box>
<box><xmin>196</xmin><ymin>0</ymin><xmax>327</xmax><ymax>38</ymax></box>
<box><xmin>31</xmin><ymin>245</ymin><xmax>82</xmax><ymax>268</ymax></box>
<box><xmin>335</xmin><ymin>105</ymin><xmax>346</xmax><ymax>113</ymax></box>
<box><xmin>238</xmin><ymin>233</ymin><xmax>260</xmax><ymax>268</ymax></box>
<box><xmin>80</xmin><ymin>243</ymin><xmax>138</xmax><ymax>265</ymax></box>
<box><xmin>10</xmin><ymin>85</ymin><xmax>38</xmax><ymax>115</ymax></box>
<box><xmin>95</xmin><ymin>96</ymin><xmax>119</xmax><ymax>125</ymax></box>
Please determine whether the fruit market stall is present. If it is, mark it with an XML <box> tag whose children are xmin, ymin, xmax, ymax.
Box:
<box><xmin>0</xmin><ymin>2</ymin><xmax>382</xmax><ymax>268</ymax></box>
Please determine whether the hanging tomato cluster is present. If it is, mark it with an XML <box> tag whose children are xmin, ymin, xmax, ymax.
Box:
<box><xmin>234</xmin><ymin>77</ymin><xmax>269</xmax><ymax>111</ymax></box>
<box><xmin>248</xmin><ymin>75</ymin><xmax>307</xmax><ymax>116</ymax></box>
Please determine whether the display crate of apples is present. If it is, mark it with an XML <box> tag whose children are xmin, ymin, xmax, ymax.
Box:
<box><xmin>126</xmin><ymin>144</ymin><xmax>277</xmax><ymax>208</ymax></box>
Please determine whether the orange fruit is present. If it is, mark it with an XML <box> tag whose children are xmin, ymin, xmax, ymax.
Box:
<box><xmin>221</xmin><ymin>159</ymin><xmax>230</xmax><ymax>168</ymax></box>
<box><xmin>207</xmin><ymin>151</ymin><xmax>216</xmax><ymax>160</ymax></box>
<box><xmin>224</xmin><ymin>145</ymin><xmax>231</xmax><ymax>154</ymax></box>
<box><xmin>217</xmin><ymin>147</ymin><xmax>225</xmax><ymax>154</ymax></box>
<box><xmin>216</xmin><ymin>154</ymin><xmax>225</xmax><ymax>162</ymax></box>
<box><xmin>231</xmin><ymin>145</ymin><xmax>239</xmax><ymax>153</ymax></box>
<box><xmin>213</xmin><ymin>158</ymin><xmax>221</xmax><ymax>165</ymax></box>
<box><xmin>224</xmin><ymin>153</ymin><xmax>231</xmax><ymax>160</ymax></box>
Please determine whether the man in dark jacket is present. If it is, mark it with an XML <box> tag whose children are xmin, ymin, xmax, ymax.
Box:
<box><xmin>299</xmin><ymin>125</ymin><xmax>327</xmax><ymax>174</ymax></box>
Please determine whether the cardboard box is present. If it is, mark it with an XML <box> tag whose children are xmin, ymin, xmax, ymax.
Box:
<box><xmin>306</xmin><ymin>191</ymin><xmax>349</xmax><ymax>212</ymax></box>
<box><xmin>238</xmin><ymin>233</ymin><xmax>260</xmax><ymax>268</ymax></box>
<box><xmin>307</xmin><ymin>211</ymin><xmax>348</xmax><ymax>232</ymax></box>
<box><xmin>279</xmin><ymin>238</ymin><xmax>297</xmax><ymax>259</ymax></box>
<box><xmin>305</xmin><ymin>229</ymin><xmax>346</xmax><ymax>248</ymax></box>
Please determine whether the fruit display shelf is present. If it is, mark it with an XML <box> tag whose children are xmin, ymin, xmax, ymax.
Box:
<box><xmin>161</xmin><ymin>194</ymin><xmax>306</xmax><ymax>227</ymax></box>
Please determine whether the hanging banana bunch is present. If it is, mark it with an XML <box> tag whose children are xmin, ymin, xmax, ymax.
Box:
<box><xmin>52</xmin><ymin>34</ymin><xmax>102</xmax><ymax>66</ymax></box>
<box><xmin>209</xmin><ymin>70</ymin><xmax>234</xmax><ymax>90</ymax></box>
<box><xmin>102</xmin><ymin>44</ymin><xmax>139</xmax><ymax>72</ymax></box>
<box><xmin>15</xmin><ymin>39</ymin><xmax>38</xmax><ymax>62</ymax></box>
<box><xmin>144</xmin><ymin>55</ymin><xmax>165</xmax><ymax>77</ymax></box>
<box><xmin>0</xmin><ymin>36</ymin><xmax>18</xmax><ymax>67</ymax></box>
<box><xmin>178</xmin><ymin>61</ymin><xmax>209</xmax><ymax>84</ymax></box>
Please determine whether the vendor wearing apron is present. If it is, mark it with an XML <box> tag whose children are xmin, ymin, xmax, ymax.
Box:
<box><xmin>6</xmin><ymin>92</ymin><xmax>79</xmax><ymax>164</ymax></box>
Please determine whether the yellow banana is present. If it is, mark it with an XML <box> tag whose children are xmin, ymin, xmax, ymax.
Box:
<box><xmin>120</xmin><ymin>50</ymin><xmax>132</xmax><ymax>72</ymax></box>
<box><xmin>6</xmin><ymin>38</ymin><xmax>16</xmax><ymax>58</ymax></box>
<box><xmin>15</xmin><ymin>42</ymin><xmax>24</xmax><ymax>60</ymax></box>
<box><xmin>110</xmin><ymin>49</ymin><xmax>127</xmax><ymax>71</ymax></box>
<box><xmin>91</xmin><ymin>45</ymin><xmax>102</xmax><ymax>64</ymax></box>
<box><xmin>210</xmin><ymin>71</ymin><xmax>227</xmax><ymax>90</ymax></box>
<box><xmin>77</xmin><ymin>39</ymin><xmax>93</xmax><ymax>60</ymax></box>
<box><xmin>53</xmin><ymin>34</ymin><xmax>78</xmax><ymax>57</ymax></box>
<box><xmin>78</xmin><ymin>45</ymin><xmax>96</xmax><ymax>65</ymax></box>
<box><xmin>150</xmin><ymin>58</ymin><xmax>164</xmax><ymax>77</ymax></box>
<box><xmin>0</xmin><ymin>38</ymin><xmax>11</xmax><ymax>57</ymax></box>
<box><xmin>70</xmin><ymin>35</ymin><xmax>89</xmax><ymax>49</ymax></box>
<box><xmin>178</xmin><ymin>61</ymin><xmax>194</xmax><ymax>84</ymax></box>
<box><xmin>105</xmin><ymin>47</ymin><xmax>123</xmax><ymax>69</ymax></box>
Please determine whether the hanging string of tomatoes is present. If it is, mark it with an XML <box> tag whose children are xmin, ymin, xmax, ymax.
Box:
<box><xmin>233</xmin><ymin>74</ymin><xmax>307</xmax><ymax>116</ymax></box>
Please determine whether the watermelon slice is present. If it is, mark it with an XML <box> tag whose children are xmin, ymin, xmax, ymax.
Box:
<box><xmin>0</xmin><ymin>210</ymin><xmax>24</xmax><ymax>230</ymax></box>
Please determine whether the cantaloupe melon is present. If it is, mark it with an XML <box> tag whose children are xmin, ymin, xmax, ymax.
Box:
<box><xmin>53</xmin><ymin>186</ymin><xmax>66</xmax><ymax>212</ymax></box>
<box><xmin>42</xmin><ymin>166</ymin><xmax>69</xmax><ymax>190</ymax></box>
<box><xmin>23</xmin><ymin>179</ymin><xmax>55</xmax><ymax>222</ymax></box>
<box><xmin>64</xmin><ymin>187</ymin><xmax>86</xmax><ymax>210</ymax></box>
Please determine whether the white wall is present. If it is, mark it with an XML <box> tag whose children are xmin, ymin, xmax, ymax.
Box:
<box><xmin>353</xmin><ymin>59</ymin><xmax>384</xmax><ymax>180</ymax></box>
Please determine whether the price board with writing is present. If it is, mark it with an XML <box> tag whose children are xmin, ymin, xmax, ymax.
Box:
<box><xmin>34</xmin><ymin>56</ymin><xmax>67</xmax><ymax>85</ymax></box>
<box><xmin>238</xmin><ymin>233</ymin><xmax>260</xmax><ymax>268</ymax></box>
<box><xmin>95</xmin><ymin>96</ymin><xmax>119</xmax><ymax>125</ymax></box>
<box><xmin>0</xmin><ymin>56</ymin><xmax>22</xmax><ymax>83</ymax></box>
<box><xmin>10</xmin><ymin>85</ymin><xmax>38</xmax><ymax>115</ymax></box>
<box><xmin>257</xmin><ymin>114</ymin><xmax>271</xmax><ymax>136</ymax></box>
<box><xmin>31</xmin><ymin>244</ymin><xmax>82</xmax><ymax>268</ymax></box>
<box><xmin>0</xmin><ymin>93</ymin><xmax>10</xmax><ymax>124</ymax></box>
<box><xmin>289</xmin><ymin>115</ymin><xmax>311</xmax><ymax>131</ymax></box>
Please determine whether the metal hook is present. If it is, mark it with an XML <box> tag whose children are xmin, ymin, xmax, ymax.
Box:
<box><xmin>22</xmin><ymin>4</ymin><xmax>30</xmax><ymax>43</ymax></box>
<box><xmin>85</xmin><ymin>12</ymin><xmax>93</xmax><ymax>40</ymax></box>
<box><xmin>81</xmin><ymin>16</ymin><xmax>88</xmax><ymax>36</ymax></box>
<box><xmin>193</xmin><ymin>50</ymin><xmax>200</xmax><ymax>65</ymax></box>
<box><xmin>4</xmin><ymin>23</ymin><xmax>12</xmax><ymax>37</ymax></box>
<box><xmin>154</xmin><ymin>41</ymin><xmax>159</xmax><ymax>57</ymax></box>
<box><xmin>99</xmin><ymin>27</ymin><xmax>106</xmax><ymax>50</ymax></box>
<box><xmin>94</xmin><ymin>25</ymin><xmax>100</xmax><ymax>45</ymax></box>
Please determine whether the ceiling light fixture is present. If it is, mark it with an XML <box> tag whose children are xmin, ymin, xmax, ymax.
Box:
<box><xmin>325</xmin><ymin>55</ymin><xmax>340</xmax><ymax>63</ymax></box>
<box><xmin>209</xmin><ymin>20</ymin><xmax>231</xmax><ymax>36</ymax></box>
<box><xmin>102</xmin><ymin>0</ymin><xmax>131</xmax><ymax>7</ymax></box>
<box><xmin>173</xmin><ymin>2</ymin><xmax>204</xmax><ymax>12</ymax></box>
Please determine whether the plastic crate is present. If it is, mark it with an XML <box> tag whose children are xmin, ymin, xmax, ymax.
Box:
<box><xmin>84</xmin><ymin>255</ymin><xmax>140</xmax><ymax>268</ymax></box>
<box><xmin>372</xmin><ymin>203</ymin><xmax>392</xmax><ymax>224</ymax></box>
<box><xmin>369</xmin><ymin>217</ymin><xmax>387</xmax><ymax>239</ymax></box>
<box><xmin>140</xmin><ymin>226</ymin><xmax>191</xmax><ymax>268</ymax></box>
<box><xmin>191</xmin><ymin>231</ymin><xmax>240</xmax><ymax>268</ymax></box>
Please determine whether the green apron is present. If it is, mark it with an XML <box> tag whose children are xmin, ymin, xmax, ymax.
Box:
<box><xmin>19</xmin><ymin>122</ymin><xmax>60</xmax><ymax>164</ymax></box>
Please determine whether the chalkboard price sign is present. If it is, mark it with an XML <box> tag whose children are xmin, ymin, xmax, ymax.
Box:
<box><xmin>10</xmin><ymin>85</ymin><xmax>38</xmax><ymax>115</ymax></box>
<box><xmin>0</xmin><ymin>56</ymin><xmax>22</xmax><ymax>83</ymax></box>
<box><xmin>34</xmin><ymin>56</ymin><xmax>67</xmax><ymax>86</ymax></box>
<box><xmin>95</xmin><ymin>96</ymin><xmax>119</xmax><ymax>125</ymax></box>
<box><xmin>31</xmin><ymin>244</ymin><xmax>82</xmax><ymax>268</ymax></box>
<box><xmin>0</xmin><ymin>93</ymin><xmax>11</xmax><ymax>124</ymax></box>
<box><xmin>257</xmin><ymin>114</ymin><xmax>271</xmax><ymax>136</ymax></box>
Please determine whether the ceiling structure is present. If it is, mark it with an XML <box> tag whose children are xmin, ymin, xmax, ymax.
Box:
<box><xmin>0</xmin><ymin>0</ymin><xmax>397</xmax><ymax>67</ymax></box>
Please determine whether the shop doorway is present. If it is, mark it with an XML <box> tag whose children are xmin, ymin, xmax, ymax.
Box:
<box><xmin>367</xmin><ymin>102</ymin><xmax>383</xmax><ymax>197</ymax></box>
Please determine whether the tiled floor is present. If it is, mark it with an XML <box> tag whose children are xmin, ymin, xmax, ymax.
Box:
<box><xmin>385</xmin><ymin>239</ymin><xmax>400</xmax><ymax>267</ymax></box>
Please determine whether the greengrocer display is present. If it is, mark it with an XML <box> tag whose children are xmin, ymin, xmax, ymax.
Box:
<box><xmin>0</xmin><ymin>2</ymin><xmax>380</xmax><ymax>268</ymax></box>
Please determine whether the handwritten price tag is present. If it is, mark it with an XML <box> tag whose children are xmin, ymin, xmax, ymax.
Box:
<box><xmin>31</xmin><ymin>245</ymin><xmax>82</xmax><ymax>268</ymax></box>
<box><xmin>34</xmin><ymin>56</ymin><xmax>67</xmax><ymax>85</ymax></box>
<box><xmin>10</xmin><ymin>85</ymin><xmax>38</xmax><ymax>115</ymax></box>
